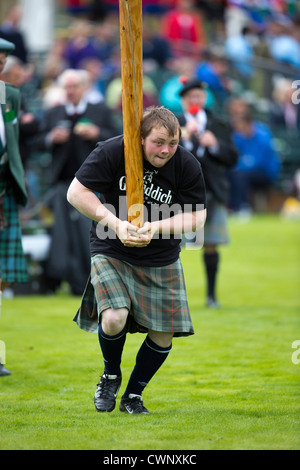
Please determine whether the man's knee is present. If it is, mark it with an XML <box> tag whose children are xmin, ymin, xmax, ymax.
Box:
<box><xmin>101</xmin><ymin>307</ymin><xmax>129</xmax><ymax>335</ymax></box>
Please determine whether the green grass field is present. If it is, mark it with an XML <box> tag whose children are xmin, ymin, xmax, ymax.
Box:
<box><xmin>0</xmin><ymin>215</ymin><xmax>299</xmax><ymax>450</ymax></box>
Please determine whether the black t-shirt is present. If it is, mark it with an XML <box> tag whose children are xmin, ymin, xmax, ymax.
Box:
<box><xmin>75</xmin><ymin>135</ymin><xmax>206</xmax><ymax>266</ymax></box>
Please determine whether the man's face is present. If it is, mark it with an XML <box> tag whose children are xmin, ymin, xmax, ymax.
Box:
<box><xmin>142</xmin><ymin>126</ymin><xmax>180</xmax><ymax>168</ymax></box>
<box><xmin>6</xmin><ymin>64</ymin><xmax>25</xmax><ymax>88</ymax></box>
<box><xmin>0</xmin><ymin>53</ymin><xmax>7</xmax><ymax>74</ymax></box>
<box><xmin>63</xmin><ymin>76</ymin><xmax>85</xmax><ymax>105</ymax></box>
<box><xmin>182</xmin><ymin>88</ymin><xmax>206</xmax><ymax>112</ymax></box>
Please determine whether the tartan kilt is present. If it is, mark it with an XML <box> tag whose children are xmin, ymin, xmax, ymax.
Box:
<box><xmin>0</xmin><ymin>186</ymin><xmax>28</xmax><ymax>283</ymax></box>
<box><xmin>73</xmin><ymin>254</ymin><xmax>194</xmax><ymax>337</ymax></box>
<box><xmin>183</xmin><ymin>198</ymin><xmax>229</xmax><ymax>249</ymax></box>
<box><xmin>204</xmin><ymin>197</ymin><xmax>230</xmax><ymax>246</ymax></box>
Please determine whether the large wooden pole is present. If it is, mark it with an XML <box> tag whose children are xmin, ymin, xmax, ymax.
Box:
<box><xmin>119</xmin><ymin>0</ymin><xmax>144</xmax><ymax>227</ymax></box>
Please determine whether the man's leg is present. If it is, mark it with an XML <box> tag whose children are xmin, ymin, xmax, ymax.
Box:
<box><xmin>203</xmin><ymin>244</ymin><xmax>220</xmax><ymax>308</ymax></box>
<box><xmin>98</xmin><ymin>308</ymin><xmax>128</xmax><ymax>377</ymax></box>
<box><xmin>120</xmin><ymin>330</ymin><xmax>173</xmax><ymax>414</ymax></box>
<box><xmin>94</xmin><ymin>307</ymin><xmax>128</xmax><ymax>412</ymax></box>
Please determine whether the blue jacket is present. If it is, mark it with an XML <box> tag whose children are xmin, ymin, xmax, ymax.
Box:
<box><xmin>233</xmin><ymin>123</ymin><xmax>281</xmax><ymax>182</ymax></box>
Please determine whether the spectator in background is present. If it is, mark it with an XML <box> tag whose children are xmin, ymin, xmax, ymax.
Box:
<box><xmin>224</xmin><ymin>25</ymin><xmax>254</xmax><ymax>79</ymax></box>
<box><xmin>142</xmin><ymin>16</ymin><xmax>173</xmax><ymax>69</ymax></box>
<box><xmin>177</xmin><ymin>77</ymin><xmax>238</xmax><ymax>308</ymax></box>
<box><xmin>1</xmin><ymin>55</ymin><xmax>39</xmax><ymax>165</ymax></box>
<box><xmin>92</xmin><ymin>17</ymin><xmax>121</xmax><ymax>88</ymax></box>
<box><xmin>227</xmin><ymin>96</ymin><xmax>274</xmax><ymax>136</ymax></box>
<box><xmin>0</xmin><ymin>38</ymin><xmax>28</xmax><ymax>376</ymax></box>
<box><xmin>266</xmin><ymin>14</ymin><xmax>300</xmax><ymax>68</ymax></box>
<box><xmin>0</xmin><ymin>4</ymin><xmax>28</xmax><ymax>64</ymax></box>
<box><xmin>228</xmin><ymin>98</ymin><xmax>281</xmax><ymax>215</ymax></box>
<box><xmin>0</xmin><ymin>55</ymin><xmax>40</xmax><ymax>206</ymax></box>
<box><xmin>225</xmin><ymin>0</ymin><xmax>252</xmax><ymax>38</ymax></box>
<box><xmin>197</xmin><ymin>0</ymin><xmax>226</xmax><ymax>38</ymax></box>
<box><xmin>270</xmin><ymin>78</ymin><xmax>300</xmax><ymax>131</ymax></box>
<box><xmin>80</xmin><ymin>57</ymin><xmax>105</xmax><ymax>105</ymax></box>
<box><xmin>161</xmin><ymin>0</ymin><xmax>207</xmax><ymax>58</ymax></box>
<box><xmin>194</xmin><ymin>49</ymin><xmax>231</xmax><ymax>109</ymax></box>
<box><xmin>63</xmin><ymin>19</ymin><xmax>99</xmax><ymax>70</ymax></box>
<box><xmin>35</xmin><ymin>69</ymin><xmax>120</xmax><ymax>295</ymax></box>
<box><xmin>159</xmin><ymin>57</ymin><xmax>200</xmax><ymax>114</ymax></box>
<box><xmin>93</xmin><ymin>16</ymin><xmax>119</xmax><ymax>64</ymax></box>
<box><xmin>1</xmin><ymin>55</ymin><xmax>27</xmax><ymax>91</ymax></box>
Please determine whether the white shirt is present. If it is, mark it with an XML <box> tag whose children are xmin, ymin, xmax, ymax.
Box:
<box><xmin>184</xmin><ymin>108</ymin><xmax>207</xmax><ymax>135</ymax></box>
<box><xmin>0</xmin><ymin>106</ymin><xmax>7</xmax><ymax>164</ymax></box>
<box><xmin>182</xmin><ymin>109</ymin><xmax>219</xmax><ymax>158</ymax></box>
<box><xmin>65</xmin><ymin>99</ymin><xmax>88</xmax><ymax>116</ymax></box>
<box><xmin>0</xmin><ymin>107</ymin><xmax>6</xmax><ymax>149</ymax></box>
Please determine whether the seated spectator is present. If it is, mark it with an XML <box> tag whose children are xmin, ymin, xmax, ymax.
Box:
<box><xmin>270</xmin><ymin>78</ymin><xmax>300</xmax><ymax>131</ymax></box>
<box><xmin>160</xmin><ymin>0</ymin><xmax>207</xmax><ymax>58</ymax></box>
<box><xmin>159</xmin><ymin>57</ymin><xmax>199</xmax><ymax>114</ymax></box>
<box><xmin>194</xmin><ymin>49</ymin><xmax>231</xmax><ymax>107</ymax></box>
<box><xmin>0</xmin><ymin>4</ymin><xmax>28</xmax><ymax>64</ymax></box>
<box><xmin>227</xmin><ymin>96</ymin><xmax>273</xmax><ymax>135</ymax></box>
<box><xmin>92</xmin><ymin>16</ymin><xmax>121</xmax><ymax>87</ymax></box>
<box><xmin>228</xmin><ymin>102</ymin><xmax>281</xmax><ymax>214</ymax></box>
<box><xmin>63</xmin><ymin>19</ymin><xmax>99</xmax><ymax>70</ymax></box>
<box><xmin>142</xmin><ymin>16</ymin><xmax>173</xmax><ymax>69</ymax></box>
<box><xmin>225</xmin><ymin>0</ymin><xmax>253</xmax><ymax>37</ymax></box>
<box><xmin>224</xmin><ymin>25</ymin><xmax>254</xmax><ymax>79</ymax></box>
<box><xmin>159</xmin><ymin>73</ymin><xmax>186</xmax><ymax>114</ymax></box>
<box><xmin>266</xmin><ymin>14</ymin><xmax>300</xmax><ymax>68</ymax></box>
<box><xmin>79</xmin><ymin>57</ymin><xmax>105</xmax><ymax>104</ymax></box>
<box><xmin>93</xmin><ymin>16</ymin><xmax>119</xmax><ymax>64</ymax></box>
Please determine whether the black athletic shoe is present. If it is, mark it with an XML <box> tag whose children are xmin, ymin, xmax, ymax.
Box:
<box><xmin>0</xmin><ymin>363</ymin><xmax>11</xmax><ymax>377</ymax></box>
<box><xmin>119</xmin><ymin>395</ymin><xmax>150</xmax><ymax>414</ymax></box>
<box><xmin>94</xmin><ymin>373</ymin><xmax>122</xmax><ymax>412</ymax></box>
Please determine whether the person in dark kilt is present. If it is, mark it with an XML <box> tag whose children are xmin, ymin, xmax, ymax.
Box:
<box><xmin>67</xmin><ymin>106</ymin><xmax>207</xmax><ymax>414</ymax></box>
<box><xmin>0</xmin><ymin>38</ymin><xmax>28</xmax><ymax>376</ymax></box>
<box><xmin>177</xmin><ymin>78</ymin><xmax>238</xmax><ymax>308</ymax></box>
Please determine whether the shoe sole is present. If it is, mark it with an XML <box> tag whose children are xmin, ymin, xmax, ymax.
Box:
<box><xmin>95</xmin><ymin>404</ymin><xmax>115</xmax><ymax>412</ymax></box>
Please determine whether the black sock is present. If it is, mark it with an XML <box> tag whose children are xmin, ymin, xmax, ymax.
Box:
<box><xmin>98</xmin><ymin>323</ymin><xmax>127</xmax><ymax>377</ymax></box>
<box><xmin>203</xmin><ymin>251</ymin><xmax>219</xmax><ymax>300</ymax></box>
<box><xmin>122</xmin><ymin>335</ymin><xmax>172</xmax><ymax>398</ymax></box>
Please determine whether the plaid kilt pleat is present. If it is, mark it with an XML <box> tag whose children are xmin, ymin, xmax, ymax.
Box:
<box><xmin>204</xmin><ymin>198</ymin><xmax>229</xmax><ymax>245</ymax></box>
<box><xmin>0</xmin><ymin>186</ymin><xmax>28</xmax><ymax>283</ymax></box>
<box><xmin>73</xmin><ymin>254</ymin><xmax>194</xmax><ymax>337</ymax></box>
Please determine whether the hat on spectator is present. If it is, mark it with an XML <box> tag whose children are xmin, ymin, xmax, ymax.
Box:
<box><xmin>0</xmin><ymin>38</ymin><xmax>15</xmax><ymax>55</ymax></box>
<box><xmin>179</xmin><ymin>77</ymin><xmax>207</xmax><ymax>97</ymax></box>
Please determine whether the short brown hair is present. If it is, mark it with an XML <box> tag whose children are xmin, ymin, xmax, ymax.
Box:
<box><xmin>141</xmin><ymin>106</ymin><xmax>181</xmax><ymax>139</ymax></box>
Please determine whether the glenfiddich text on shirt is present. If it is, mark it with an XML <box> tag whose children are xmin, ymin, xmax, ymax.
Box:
<box><xmin>119</xmin><ymin>175</ymin><xmax>173</xmax><ymax>205</ymax></box>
